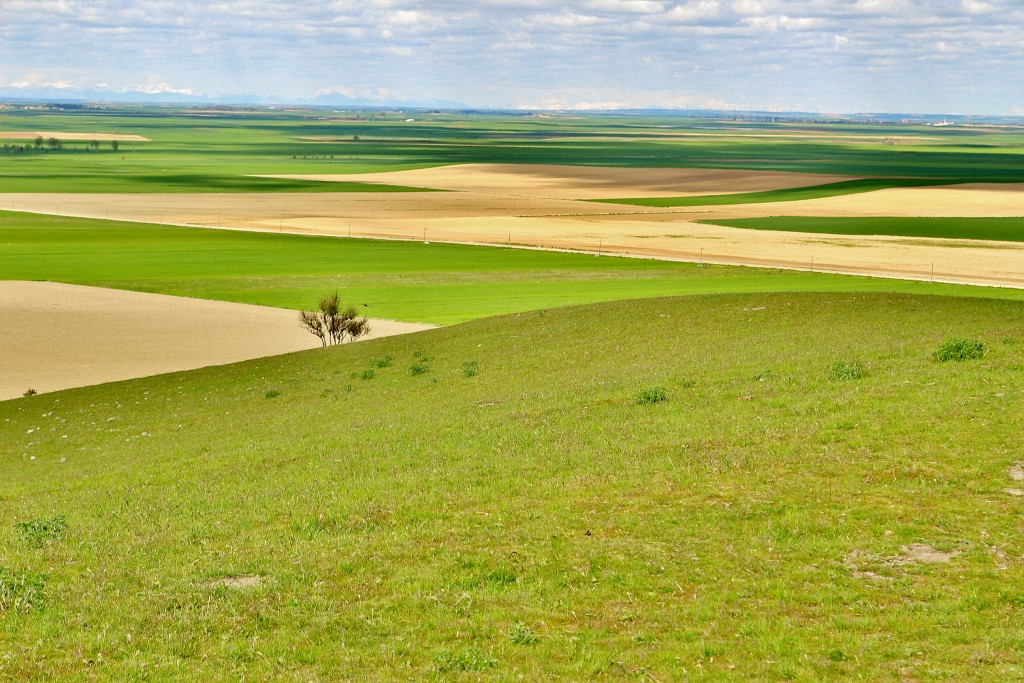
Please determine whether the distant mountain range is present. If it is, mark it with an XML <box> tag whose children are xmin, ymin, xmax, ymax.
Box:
<box><xmin>2</xmin><ymin>86</ymin><xmax>1023</xmax><ymax>124</ymax></box>
<box><xmin>0</xmin><ymin>85</ymin><xmax>469</xmax><ymax>110</ymax></box>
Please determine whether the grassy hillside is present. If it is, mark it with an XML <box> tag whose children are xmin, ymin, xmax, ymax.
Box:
<box><xmin>4</xmin><ymin>211</ymin><xmax>1023</xmax><ymax>325</ymax></box>
<box><xmin>3</xmin><ymin>292</ymin><xmax>1024</xmax><ymax>680</ymax></box>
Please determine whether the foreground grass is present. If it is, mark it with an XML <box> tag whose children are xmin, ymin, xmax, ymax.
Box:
<box><xmin>3</xmin><ymin>292</ymin><xmax>1024</xmax><ymax>679</ymax></box>
<box><xmin>4</xmin><ymin>211</ymin><xmax>1024</xmax><ymax>324</ymax></box>
<box><xmin>592</xmin><ymin>178</ymin><xmax>954</xmax><ymax>208</ymax></box>
<box><xmin>700</xmin><ymin>216</ymin><xmax>1024</xmax><ymax>242</ymax></box>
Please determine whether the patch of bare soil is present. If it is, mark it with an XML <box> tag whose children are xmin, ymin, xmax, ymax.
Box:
<box><xmin>0</xmin><ymin>281</ymin><xmax>433</xmax><ymax>400</ymax></box>
<box><xmin>886</xmin><ymin>544</ymin><xmax>959</xmax><ymax>566</ymax></box>
<box><xmin>845</xmin><ymin>543</ymin><xmax>960</xmax><ymax>580</ymax></box>
<box><xmin>205</xmin><ymin>575</ymin><xmax>264</xmax><ymax>590</ymax></box>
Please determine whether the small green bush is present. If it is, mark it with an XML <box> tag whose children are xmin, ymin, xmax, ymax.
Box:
<box><xmin>509</xmin><ymin>622</ymin><xmax>539</xmax><ymax>645</ymax></box>
<box><xmin>360</xmin><ymin>369</ymin><xmax>375</xmax><ymax>380</ymax></box>
<box><xmin>636</xmin><ymin>386</ymin><xmax>668</xmax><ymax>405</ymax></box>
<box><xmin>22</xmin><ymin>388</ymin><xmax>36</xmax><ymax>397</ymax></box>
<box><xmin>0</xmin><ymin>568</ymin><xmax>48</xmax><ymax>613</ymax></box>
<box><xmin>434</xmin><ymin>648</ymin><xmax>498</xmax><ymax>673</ymax></box>
<box><xmin>15</xmin><ymin>516</ymin><xmax>68</xmax><ymax>548</ymax></box>
<box><xmin>462</xmin><ymin>361</ymin><xmax>479</xmax><ymax>378</ymax></box>
<box><xmin>829</xmin><ymin>361</ymin><xmax>865</xmax><ymax>381</ymax></box>
<box><xmin>933</xmin><ymin>337</ymin><xmax>987</xmax><ymax>362</ymax></box>
<box><xmin>410</xmin><ymin>363</ymin><xmax>430</xmax><ymax>376</ymax></box>
<box><xmin>371</xmin><ymin>355</ymin><xmax>394</xmax><ymax>369</ymax></box>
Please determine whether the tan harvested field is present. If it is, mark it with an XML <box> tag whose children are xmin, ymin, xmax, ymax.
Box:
<box><xmin>5</xmin><ymin>165</ymin><xmax>1024</xmax><ymax>289</ymax></box>
<box><xmin>770</xmin><ymin>183</ymin><xmax>1024</xmax><ymax>218</ymax></box>
<box><xmin>0</xmin><ymin>131</ymin><xmax>149</xmax><ymax>141</ymax></box>
<box><xmin>0</xmin><ymin>282</ymin><xmax>434</xmax><ymax>400</ymax></box>
<box><xmin>262</xmin><ymin>163</ymin><xmax>855</xmax><ymax>199</ymax></box>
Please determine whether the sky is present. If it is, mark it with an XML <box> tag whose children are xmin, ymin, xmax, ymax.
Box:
<box><xmin>1</xmin><ymin>0</ymin><xmax>1023</xmax><ymax>114</ymax></box>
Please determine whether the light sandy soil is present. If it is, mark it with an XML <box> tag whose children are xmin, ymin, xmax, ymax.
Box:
<box><xmin>262</xmin><ymin>163</ymin><xmax>855</xmax><ymax>199</ymax></box>
<box><xmin>4</xmin><ymin>166</ymin><xmax>1024</xmax><ymax>290</ymax></box>
<box><xmin>0</xmin><ymin>282</ymin><xmax>433</xmax><ymax>400</ymax></box>
<box><xmin>0</xmin><ymin>132</ymin><xmax>150</xmax><ymax>141</ymax></box>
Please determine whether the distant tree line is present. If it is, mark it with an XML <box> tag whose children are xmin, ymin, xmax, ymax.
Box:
<box><xmin>1</xmin><ymin>138</ymin><xmax>121</xmax><ymax>154</ymax></box>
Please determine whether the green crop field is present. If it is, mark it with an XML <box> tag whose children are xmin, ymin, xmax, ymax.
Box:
<box><xmin>4</xmin><ymin>292</ymin><xmax>1024</xmax><ymax>679</ymax></box>
<box><xmin>699</xmin><ymin>216</ymin><xmax>1024</xmax><ymax>242</ymax></box>
<box><xmin>4</xmin><ymin>211</ymin><xmax>1023</xmax><ymax>325</ymax></box>
<box><xmin>4</xmin><ymin>107</ymin><xmax>1024</xmax><ymax>194</ymax></box>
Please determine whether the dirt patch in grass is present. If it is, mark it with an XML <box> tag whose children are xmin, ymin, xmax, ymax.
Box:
<box><xmin>886</xmin><ymin>543</ymin><xmax>959</xmax><ymax>566</ymax></box>
<box><xmin>205</xmin><ymin>575</ymin><xmax>264</xmax><ymax>590</ymax></box>
<box><xmin>846</xmin><ymin>543</ymin><xmax>960</xmax><ymax>579</ymax></box>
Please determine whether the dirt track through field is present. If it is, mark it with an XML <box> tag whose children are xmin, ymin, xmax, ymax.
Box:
<box><xmin>4</xmin><ymin>164</ymin><xmax>1024</xmax><ymax>289</ymax></box>
<box><xmin>0</xmin><ymin>282</ymin><xmax>433</xmax><ymax>400</ymax></box>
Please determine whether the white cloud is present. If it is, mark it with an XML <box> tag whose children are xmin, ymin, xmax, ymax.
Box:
<box><xmin>0</xmin><ymin>0</ymin><xmax>1021</xmax><ymax>114</ymax></box>
<box><xmin>962</xmin><ymin>0</ymin><xmax>996</xmax><ymax>14</ymax></box>
<box><xmin>583</xmin><ymin>0</ymin><xmax>665</xmax><ymax>12</ymax></box>
<box><xmin>742</xmin><ymin>14</ymin><xmax>825</xmax><ymax>31</ymax></box>
<box><xmin>731</xmin><ymin>0</ymin><xmax>775</xmax><ymax>16</ymax></box>
<box><xmin>663</xmin><ymin>1</ymin><xmax>721</xmax><ymax>23</ymax></box>
<box><xmin>530</xmin><ymin>12</ymin><xmax>605</xmax><ymax>28</ymax></box>
<box><xmin>133</xmin><ymin>82</ymin><xmax>196</xmax><ymax>95</ymax></box>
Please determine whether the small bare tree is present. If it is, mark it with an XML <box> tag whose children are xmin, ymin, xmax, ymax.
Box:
<box><xmin>299</xmin><ymin>292</ymin><xmax>370</xmax><ymax>347</ymax></box>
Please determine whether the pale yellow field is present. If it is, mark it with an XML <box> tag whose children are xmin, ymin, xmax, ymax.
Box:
<box><xmin>261</xmin><ymin>164</ymin><xmax>855</xmax><ymax>199</ymax></box>
<box><xmin>0</xmin><ymin>131</ymin><xmax>150</xmax><ymax>141</ymax></box>
<box><xmin>0</xmin><ymin>282</ymin><xmax>433</xmax><ymax>400</ymax></box>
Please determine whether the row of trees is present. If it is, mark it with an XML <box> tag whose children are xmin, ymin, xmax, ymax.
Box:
<box><xmin>1</xmin><ymin>137</ymin><xmax>119</xmax><ymax>152</ymax></box>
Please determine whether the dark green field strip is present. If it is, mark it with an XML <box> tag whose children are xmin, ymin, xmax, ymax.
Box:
<box><xmin>589</xmin><ymin>178</ymin><xmax>956</xmax><ymax>207</ymax></box>
<box><xmin>697</xmin><ymin>216</ymin><xmax>1024</xmax><ymax>242</ymax></box>
<box><xmin>0</xmin><ymin>171</ymin><xmax>434</xmax><ymax>193</ymax></box>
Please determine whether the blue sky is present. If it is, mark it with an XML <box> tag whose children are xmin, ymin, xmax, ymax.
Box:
<box><xmin>1</xmin><ymin>0</ymin><xmax>1023</xmax><ymax>114</ymax></box>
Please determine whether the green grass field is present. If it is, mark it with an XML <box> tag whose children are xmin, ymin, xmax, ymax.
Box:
<box><xmin>3</xmin><ymin>292</ymin><xmax>1024</xmax><ymax>679</ymax></box>
<box><xmin>699</xmin><ymin>216</ymin><xmax>1024</xmax><ymax>242</ymax></box>
<box><xmin>5</xmin><ymin>211</ymin><xmax>1024</xmax><ymax>324</ymax></box>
